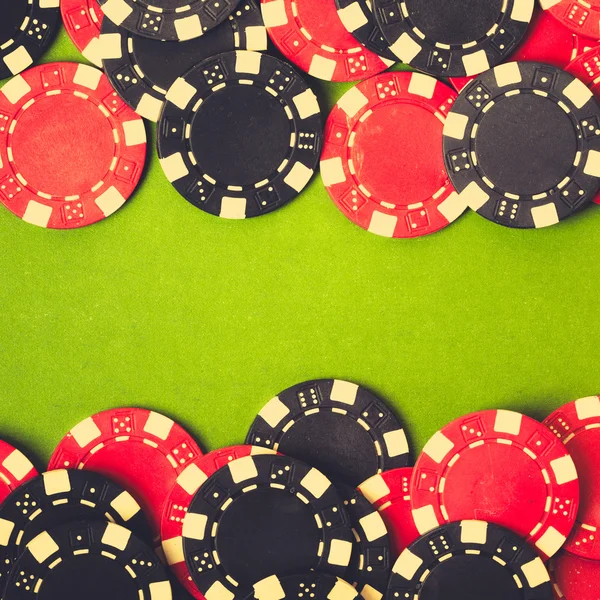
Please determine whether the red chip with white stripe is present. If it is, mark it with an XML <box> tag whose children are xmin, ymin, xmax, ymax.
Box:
<box><xmin>544</xmin><ymin>396</ymin><xmax>600</xmax><ymax>559</ymax></box>
<box><xmin>0</xmin><ymin>440</ymin><xmax>37</xmax><ymax>504</ymax></box>
<box><xmin>550</xmin><ymin>551</ymin><xmax>600</xmax><ymax>600</ymax></box>
<box><xmin>47</xmin><ymin>407</ymin><xmax>204</xmax><ymax>540</ymax></box>
<box><xmin>61</xmin><ymin>0</ymin><xmax>104</xmax><ymax>66</ymax></box>
<box><xmin>540</xmin><ymin>0</ymin><xmax>600</xmax><ymax>40</ymax></box>
<box><xmin>0</xmin><ymin>62</ymin><xmax>146</xmax><ymax>229</ymax></box>
<box><xmin>410</xmin><ymin>409</ymin><xmax>580</xmax><ymax>560</ymax></box>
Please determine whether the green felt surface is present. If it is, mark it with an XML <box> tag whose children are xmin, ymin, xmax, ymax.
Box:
<box><xmin>1</xmin><ymin>27</ymin><xmax>600</xmax><ymax>474</ymax></box>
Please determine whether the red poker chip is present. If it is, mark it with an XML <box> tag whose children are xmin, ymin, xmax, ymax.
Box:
<box><xmin>358</xmin><ymin>467</ymin><xmax>419</xmax><ymax>559</ymax></box>
<box><xmin>320</xmin><ymin>71</ymin><xmax>467</xmax><ymax>238</ymax></box>
<box><xmin>61</xmin><ymin>0</ymin><xmax>105</xmax><ymax>66</ymax></box>
<box><xmin>410</xmin><ymin>409</ymin><xmax>580</xmax><ymax>560</ymax></box>
<box><xmin>260</xmin><ymin>0</ymin><xmax>392</xmax><ymax>82</ymax></box>
<box><xmin>161</xmin><ymin>445</ymin><xmax>276</xmax><ymax>599</ymax></box>
<box><xmin>541</xmin><ymin>0</ymin><xmax>600</xmax><ymax>40</ymax></box>
<box><xmin>0</xmin><ymin>440</ymin><xmax>37</xmax><ymax>504</ymax></box>
<box><xmin>450</xmin><ymin>9</ymin><xmax>584</xmax><ymax>93</ymax></box>
<box><xmin>544</xmin><ymin>396</ymin><xmax>600</xmax><ymax>559</ymax></box>
<box><xmin>550</xmin><ymin>551</ymin><xmax>600</xmax><ymax>600</ymax></box>
<box><xmin>0</xmin><ymin>62</ymin><xmax>146</xmax><ymax>229</ymax></box>
<box><xmin>48</xmin><ymin>408</ymin><xmax>204</xmax><ymax>540</ymax></box>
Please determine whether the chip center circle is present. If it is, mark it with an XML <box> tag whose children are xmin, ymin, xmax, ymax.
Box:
<box><xmin>190</xmin><ymin>85</ymin><xmax>292</xmax><ymax>187</ymax></box>
<box><xmin>442</xmin><ymin>442</ymin><xmax>548</xmax><ymax>537</ymax></box>
<box><xmin>215</xmin><ymin>487</ymin><xmax>322</xmax><ymax>584</ymax></box>
<box><xmin>420</xmin><ymin>554</ymin><xmax>522</xmax><ymax>600</ymax></box>
<box><xmin>475</xmin><ymin>93</ymin><xmax>579</xmax><ymax>196</ymax></box>
<box><xmin>10</xmin><ymin>93</ymin><xmax>116</xmax><ymax>199</ymax></box>
<box><xmin>37</xmin><ymin>553</ymin><xmax>140</xmax><ymax>600</ymax></box>
<box><xmin>403</xmin><ymin>0</ymin><xmax>505</xmax><ymax>46</ymax></box>
<box><xmin>351</xmin><ymin>101</ymin><xmax>448</xmax><ymax>205</ymax></box>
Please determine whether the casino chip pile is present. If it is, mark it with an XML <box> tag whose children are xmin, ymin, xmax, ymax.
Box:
<box><xmin>0</xmin><ymin>381</ymin><xmax>598</xmax><ymax>599</ymax></box>
<box><xmin>5</xmin><ymin>1</ymin><xmax>600</xmax><ymax>230</ymax></box>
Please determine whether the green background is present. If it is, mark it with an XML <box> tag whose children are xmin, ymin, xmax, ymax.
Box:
<box><xmin>2</xmin><ymin>27</ymin><xmax>600</xmax><ymax>473</ymax></box>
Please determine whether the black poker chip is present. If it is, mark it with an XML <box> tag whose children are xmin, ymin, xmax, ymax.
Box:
<box><xmin>2</xmin><ymin>520</ymin><xmax>171</xmax><ymax>600</ymax></box>
<box><xmin>387</xmin><ymin>520</ymin><xmax>554</xmax><ymax>600</ymax></box>
<box><xmin>182</xmin><ymin>453</ymin><xmax>355</xmax><ymax>599</ymax></box>
<box><xmin>97</xmin><ymin>0</ymin><xmax>241</xmax><ymax>42</ymax></box>
<box><xmin>157</xmin><ymin>50</ymin><xmax>323</xmax><ymax>219</ymax></box>
<box><xmin>334</xmin><ymin>0</ymin><xmax>396</xmax><ymax>62</ymax></box>
<box><xmin>248</xmin><ymin>573</ymin><xmax>359</xmax><ymax>600</ymax></box>
<box><xmin>0</xmin><ymin>0</ymin><xmax>60</xmax><ymax>80</ymax></box>
<box><xmin>246</xmin><ymin>379</ymin><xmax>410</xmax><ymax>487</ymax></box>
<box><xmin>372</xmin><ymin>0</ymin><xmax>535</xmax><ymax>77</ymax></box>
<box><xmin>337</xmin><ymin>484</ymin><xmax>391</xmax><ymax>597</ymax></box>
<box><xmin>443</xmin><ymin>62</ymin><xmax>600</xmax><ymax>229</ymax></box>
<box><xmin>0</xmin><ymin>469</ymin><xmax>152</xmax><ymax>596</ymax></box>
<box><xmin>100</xmin><ymin>0</ymin><xmax>267</xmax><ymax>122</ymax></box>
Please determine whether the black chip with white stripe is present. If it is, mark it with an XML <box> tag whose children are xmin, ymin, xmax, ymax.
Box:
<box><xmin>248</xmin><ymin>573</ymin><xmax>358</xmax><ymax>600</ymax></box>
<box><xmin>157</xmin><ymin>50</ymin><xmax>322</xmax><ymax>219</ymax></box>
<box><xmin>443</xmin><ymin>62</ymin><xmax>600</xmax><ymax>229</ymax></box>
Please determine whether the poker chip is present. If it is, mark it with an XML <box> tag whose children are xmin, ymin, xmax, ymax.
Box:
<box><xmin>161</xmin><ymin>445</ymin><xmax>277</xmax><ymax>599</ymax></box>
<box><xmin>250</xmin><ymin>573</ymin><xmax>358</xmax><ymax>600</ymax></box>
<box><xmin>2</xmin><ymin>520</ymin><xmax>172</xmax><ymax>600</ymax></box>
<box><xmin>0</xmin><ymin>62</ymin><xmax>147</xmax><ymax>229</ymax></box>
<box><xmin>410</xmin><ymin>409</ymin><xmax>580</xmax><ymax>560</ymax></box>
<box><xmin>540</xmin><ymin>0</ymin><xmax>600</xmax><ymax>41</ymax></box>
<box><xmin>336</xmin><ymin>484</ymin><xmax>390</xmax><ymax>599</ymax></box>
<box><xmin>388</xmin><ymin>520</ymin><xmax>554</xmax><ymax>599</ymax></box>
<box><xmin>0</xmin><ymin>440</ymin><xmax>37</xmax><ymax>504</ymax></box>
<box><xmin>61</xmin><ymin>0</ymin><xmax>105</xmax><ymax>67</ymax></box>
<box><xmin>260</xmin><ymin>0</ymin><xmax>393</xmax><ymax>82</ymax></box>
<box><xmin>359</xmin><ymin>468</ymin><xmax>419</xmax><ymax>559</ymax></box>
<box><xmin>0</xmin><ymin>0</ymin><xmax>60</xmax><ymax>80</ymax></box>
<box><xmin>334</xmin><ymin>0</ymin><xmax>395</xmax><ymax>62</ymax></box>
<box><xmin>372</xmin><ymin>0</ymin><xmax>535</xmax><ymax>77</ymax></box>
<box><xmin>246</xmin><ymin>379</ymin><xmax>409</xmax><ymax>487</ymax></box>
<box><xmin>449</xmin><ymin>9</ymin><xmax>584</xmax><ymax>93</ymax></box>
<box><xmin>97</xmin><ymin>0</ymin><xmax>240</xmax><ymax>41</ymax></box>
<box><xmin>0</xmin><ymin>469</ymin><xmax>152</xmax><ymax>597</ymax></box>
<box><xmin>443</xmin><ymin>62</ymin><xmax>600</xmax><ymax>229</ymax></box>
<box><xmin>47</xmin><ymin>408</ymin><xmax>204</xmax><ymax>540</ymax></box>
<box><xmin>157</xmin><ymin>50</ymin><xmax>322</xmax><ymax>219</ymax></box>
<box><xmin>182</xmin><ymin>453</ymin><xmax>354</xmax><ymax>599</ymax></box>
<box><xmin>99</xmin><ymin>0</ymin><xmax>267</xmax><ymax>122</ymax></box>
<box><xmin>544</xmin><ymin>396</ymin><xmax>600</xmax><ymax>559</ymax></box>
<box><xmin>320</xmin><ymin>71</ymin><xmax>467</xmax><ymax>238</ymax></box>
<box><xmin>550</xmin><ymin>551</ymin><xmax>600</xmax><ymax>600</ymax></box>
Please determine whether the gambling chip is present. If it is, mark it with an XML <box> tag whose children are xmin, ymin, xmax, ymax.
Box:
<box><xmin>246</xmin><ymin>379</ymin><xmax>410</xmax><ymax>487</ymax></box>
<box><xmin>550</xmin><ymin>551</ymin><xmax>600</xmax><ymax>600</ymax></box>
<box><xmin>334</xmin><ymin>0</ymin><xmax>395</xmax><ymax>62</ymax></box>
<box><xmin>0</xmin><ymin>469</ymin><xmax>152</xmax><ymax>597</ymax></box>
<box><xmin>97</xmin><ymin>0</ymin><xmax>240</xmax><ymax>41</ymax></box>
<box><xmin>161</xmin><ymin>445</ymin><xmax>277</xmax><ymax>599</ymax></box>
<box><xmin>250</xmin><ymin>573</ymin><xmax>358</xmax><ymax>600</ymax></box>
<box><xmin>0</xmin><ymin>440</ymin><xmax>37</xmax><ymax>504</ymax></box>
<box><xmin>372</xmin><ymin>0</ymin><xmax>535</xmax><ymax>77</ymax></box>
<box><xmin>61</xmin><ymin>0</ymin><xmax>105</xmax><ymax>66</ymax></box>
<box><xmin>182</xmin><ymin>454</ymin><xmax>354</xmax><ymax>599</ymax></box>
<box><xmin>540</xmin><ymin>0</ymin><xmax>600</xmax><ymax>41</ymax></box>
<box><xmin>321</xmin><ymin>71</ymin><xmax>467</xmax><ymax>238</ymax></box>
<box><xmin>388</xmin><ymin>520</ymin><xmax>553</xmax><ymax>600</ymax></box>
<box><xmin>336</xmin><ymin>484</ymin><xmax>391</xmax><ymax>598</ymax></box>
<box><xmin>359</xmin><ymin>468</ymin><xmax>420</xmax><ymax>559</ymax></box>
<box><xmin>0</xmin><ymin>0</ymin><xmax>60</xmax><ymax>80</ymax></box>
<box><xmin>260</xmin><ymin>0</ymin><xmax>393</xmax><ymax>82</ymax></box>
<box><xmin>449</xmin><ymin>8</ymin><xmax>584</xmax><ymax>93</ymax></box>
<box><xmin>443</xmin><ymin>62</ymin><xmax>600</xmax><ymax>229</ymax></box>
<box><xmin>100</xmin><ymin>0</ymin><xmax>267</xmax><ymax>122</ymax></box>
<box><xmin>48</xmin><ymin>408</ymin><xmax>204</xmax><ymax>540</ymax></box>
<box><xmin>0</xmin><ymin>62</ymin><xmax>147</xmax><ymax>229</ymax></box>
<box><xmin>410</xmin><ymin>409</ymin><xmax>580</xmax><ymax>560</ymax></box>
<box><xmin>544</xmin><ymin>396</ymin><xmax>600</xmax><ymax>559</ymax></box>
<box><xmin>2</xmin><ymin>520</ymin><xmax>172</xmax><ymax>600</ymax></box>
<box><xmin>157</xmin><ymin>50</ymin><xmax>322</xmax><ymax>219</ymax></box>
